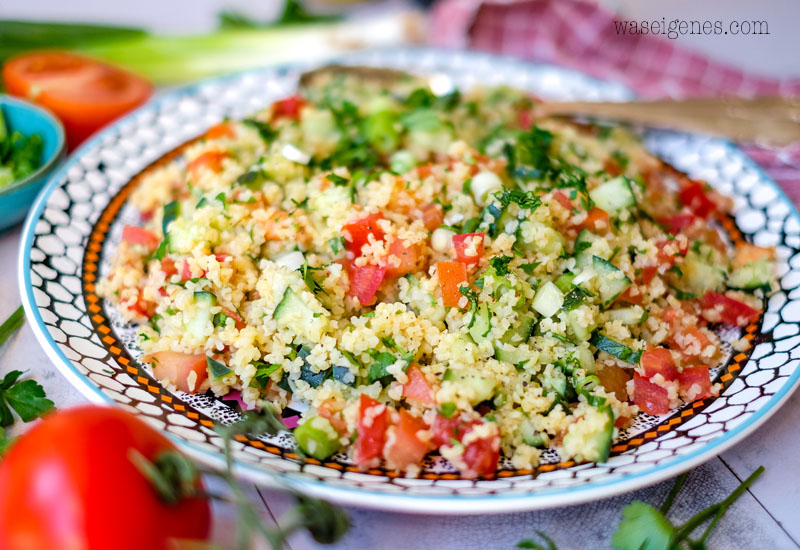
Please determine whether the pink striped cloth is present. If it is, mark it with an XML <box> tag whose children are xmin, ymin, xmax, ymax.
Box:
<box><xmin>430</xmin><ymin>0</ymin><xmax>800</xmax><ymax>207</ymax></box>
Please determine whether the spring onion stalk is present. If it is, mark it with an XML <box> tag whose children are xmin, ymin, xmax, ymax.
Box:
<box><xmin>0</xmin><ymin>12</ymin><xmax>423</xmax><ymax>85</ymax></box>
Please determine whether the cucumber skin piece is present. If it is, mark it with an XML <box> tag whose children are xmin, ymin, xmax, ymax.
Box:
<box><xmin>728</xmin><ymin>258</ymin><xmax>772</xmax><ymax>290</ymax></box>
<box><xmin>588</xmin><ymin>176</ymin><xmax>635</xmax><ymax>212</ymax></box>
<box><xmin>592</xmin><ymin>256</ymin><xmax>632</xmax><ymax>307</ymax></box>
<box><xmin>294</xmin><ymin>416</ymin><xmax>341</xmax><ymax>460</ymax></box>
<box><xmin>273</xmin><ymin>287</ymin><xmax>327</xmax><ymax>340</ymax></box>
<box><xmin>574</xmin><ymin>228</ymin><xmax>596</xmax><ymax>268</ymax></box>
<box><xmin>532</xmin><ymin>281</ymin><xmax>564</xmax><ymax>318</ymax></box>
<box><xmin>563</xmin><ymin>405</ymin><xmax>614</xmax><ymax>463</ymax></box>
<box><xmin>468</xmin><ymin>302</ymin><xmax>492</xmax><ymax>343</ymax></box>
<box><xmin>494</xmin><ymin>342</ymin><xmax>530</xmax><ymax>365</ymax></box>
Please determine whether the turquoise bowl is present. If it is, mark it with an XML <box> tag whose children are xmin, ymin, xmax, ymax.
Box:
<box><xmin>0</xmin><ymin>95</ymin><xmax>66</xmax><ymax>231</ymax></box>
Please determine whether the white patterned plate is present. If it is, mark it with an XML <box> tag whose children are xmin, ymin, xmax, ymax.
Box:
<box><xmin>17</xmin><ymin>48</ymin><xmax>800</xmax><ymax>513</ymax></box>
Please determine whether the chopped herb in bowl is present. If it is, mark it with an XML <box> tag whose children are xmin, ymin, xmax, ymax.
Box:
<box><xmin>0</xmin><ymin>107</ymin><xmax>43</xmax><ymax>189</ymax></box>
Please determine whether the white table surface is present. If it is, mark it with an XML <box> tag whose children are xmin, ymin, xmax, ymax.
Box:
<box><xmin>2</xmin><ymin>215</ymin><xmax>800</xmax><ymax>550</ymax></box>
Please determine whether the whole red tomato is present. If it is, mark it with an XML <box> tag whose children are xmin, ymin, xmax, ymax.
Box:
<box><xmin>0</xmin><ymin>406</ymin><xmax>211</xmax><ymax>550</ymax></box>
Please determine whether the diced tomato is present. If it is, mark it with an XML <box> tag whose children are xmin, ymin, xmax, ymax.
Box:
<box><xmin>551</xmin><ymin>191</ymin><xmax>573</xmax><ymax>211</ymax></box>
<box><xmin>318</xmin><ymin>399</ymin><xmax>348</xmax><ymax>435</ymax></box>
<box><xmin>127</xmin><ymin>289</ymin><xmax>154</xmax><ymax>319</ymax></box>
<box><xmin>437</xmin><ymin>261</ymin><xmax>469</xmax><ymax>308</ymax></box>
<box><xmin>144</xmin><ymin>351</ymin><xmax>208</xmax><ymax>393</ymax></box>
<box><xmin>669</xmin><ymin>326</ymin><xmax>714</xmax><ymax>363</ymax></box>
<box><xmin>346</xmin><ymin>263</ymin><xmax>386</xmax><ymax>306</ymax></box>
<box><xmin>699</xmin><ymin>291</ymin><xmax>760</xmax><ymax>327</ymax></box>
<box><xmin>641</xmin><ymin>266</ymin><xmax>658</xmax><ymax>286</ymax></box>
<box><xmin>678</xmin><ymin>365</ymin><xmax>714</xmax><ymax>400</ymax></box>
<box><xmin>462</xmin><ymin>433</ymin><xmax>500</xmax><ymax>478</ymax></box>
<box><xmin>187</xmin><ymin>151</ymin><xmax>230</xmax><ymax>178</ymax></box>
<box><xmin>615</xmin><ymin>285</ymin><xmax>644</xmax><ymax>306</ymax></box>
<box><xmin>121</xmin><ymin>225</ymin><xmax>160</xmax><ymax>250</ymax></box>
<box><xmin>517</xmin><ymin>108</ymin><xmax>533</xmax><ymax>130</ymax></box>
<box><xmin>632</xmin><ymin>373</ymin><xmax>671</xmax><ymax>415</ymax></box>
<box><xmin>678</xmin><ymin>181</ymin><xmax>716</xmax><ymax>218</ymax></box>
<box><xmin>342</xmin><ymin>213</ymin><xmax>386</xmax><ymax>255</ymax></box>
<box><xmin>215</xmin><ymin>253</ymin><xmax>230</xmax><ymax>262</ymax></box>
<box><xmin>417</xmin><ymin>163</ymin><xmax>433</xmax><ymax>180</ymax></box>
<box><xmin>733</xmin><ymin>243</ymin><xmax>773</xmax><ymax>269</ymax></box>
<box><xmin>385</xmin><ymin>240</ymin><xmax>422</xmax><ymax>279</ymax></box>
<box><xmin>402</xmin><ymin>364</ymin><xmax>434</xmax><ymax>405</ymax></box>
<box><xmin>383</xmin><ymin>410</ymin><xmax>431</xmax><ymax>470</ymax></box>
<box><xmin>181</xmin><ymin>260</ymin><xmax>192</xmax><ymax>281</ymax></box>
<box><xmin>577</xmin><ymin>208</ymin><xmax>610</xmax><ymax>233</ymax></box>
<box><xmin>641</xmin><ymin>348</ymin><xmax>678</xmax><ymax>381</ymax></box>
<box><xmin>356</xmin><ymin>394</ymin><xmax>388</xmax><ymax>466</ymax></box>
<box><xmin>160</xmin><ymin>257</ymin><xmax>177</xmax><ymax>277</ymax></box>
<box><xmin>419</xmin><ymin>202</ymin><xmax>444</xmax><ymax>231</ymax></box>
<box><xmin>431</xmin><ymin>415</ymin><xmax>499</xmax><ymax>477</ymax></box>
<box><xmin>597</xmin><ymin>364</ymin><xmax>632</xmax><ymax>402</ymax></box>
<box><xmin>656</xmin><ymin>239</ymin><xmax>688</xmax><ymax>264</ymax></box>
<box><xmin>222</xmin><ymin>308</ymin><xmax>246</xmax><ymax>330</ymax></box>
<box><xmin>661</xmin><ymin>213</ymin><xmax>698</xmax><ymax>236</ymax></box>
<box><xmin>452</xmin><ymin>232</ymin><xmax>484</xmax><ymax>265</ymax></box>
<box><xmin>206</xmin><ymin>122</ymin><xmax>235</xmax><ymax>140</ymax></box>
<box><xmin>272</xmin><ymin>95</ymin><xmax>304</xmax><ymax>120</ymax></box>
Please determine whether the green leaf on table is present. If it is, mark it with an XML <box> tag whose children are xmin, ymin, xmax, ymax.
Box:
<box><xmin>611</xmin><ymin>501</ymin><xmax>675</xmax><ymax>550</ymax></box>
<box><xmin>517</xmin><ymin>531</ymin><xmax>558</xmax><ymax>549</ymax></box>
<box><xmin>0</xmin><ymin>370</ymin><xmax>54</xmax><ymax>428</ymax></box>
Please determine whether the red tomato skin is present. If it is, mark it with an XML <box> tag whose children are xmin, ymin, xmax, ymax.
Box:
<box><xmin>678</xmin><ymin>365</ymin><xmax>714</xmax><ymax>400</ymax></box>
<box><xmin>632</xmin><ymin>373</ymin><xmax>671</xmax><ymax>415</ymax></box>
<box><xmin>346</xmin><ymin>263</ymin><xmax>386</xmax><ymax>306</ymax></box>
<box><xmin>181</xmin><ymin>260</ymin><xmax>192</xmax><ymax>281</ymax></box>
<box><xmin>700</xmin><ymin>291</ymin><xmax>760</xmax><ymax>327</ymax></box>
<box><xmin>431</xmin><ymin>415</ymin><xmax>499</xmax><ymax>477</ymax></box>
<box><xmin>661</xmin><ymin>214</ymin><xmax>698</xmax><ymax>235</ymax></box>
<box><xmin>452</xmin><ymin>233</ymin><xmax>485</xmax><ymax>265</ymax></box>
<box><xmin>640</xmin><ymin>348</ymin><xmax>679</xmax><ymax>381</ymax></box>
<box><xmin>342</xmin><ymin>213</ymin><xmax>386</xmax><ymax>255</ymax></box>
<box><xmin>356</xmin><ymin>394</ymin><xmax>388</xmax><ymax>465</ymax></box>
<box><xmin>121</xmin><ymin>225</ymin><xmax>159</xmax><ymax>250</ymax></box>
<box><xmin>437</xmin><ymin>261</ymin><xmax>469</xmax><ymax>308</ymax></box>
<box><xmin>678</xmin><ymin>181</ymin><xmax>716</xmax><ymax>218</ymax></box>
<box><xmin>0</xmin><ymin>406</ymin><xmax>210</xmax><ymax>550</ymax></box>
<box><xmin>641</xmin><ymin>266</ymin><xmax>658</xmax><ymax>286</ymax></box>
<box><xmin>402</xmin><ymin>364</ymin><xmax>434</xmax><ymax>405</ymax></box>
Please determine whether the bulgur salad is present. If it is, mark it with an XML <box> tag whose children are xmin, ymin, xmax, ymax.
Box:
<box><xmin>98</xmin><ymin>71</ymin><xmax>775</xmax><ymax>477</ymax></box>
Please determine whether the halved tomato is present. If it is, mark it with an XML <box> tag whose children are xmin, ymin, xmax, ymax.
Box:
<box><xmin>2</xmin><ymin>51</ymin><xmax>152</xmax><ymax>149</ymax></box>
<box><xmin>143</xmin><ymin>351</ymin><xmax>208</xmax><ymax>393</ymax></box>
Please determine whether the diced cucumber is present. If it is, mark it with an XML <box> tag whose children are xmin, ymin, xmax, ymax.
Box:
<box><xmin>555</xmin><ymin>272</ymin><xmax>576</xmax><ymax>293</ymax></box>
<box><xmin>186</xmin><ymin>291</ymin><xmax>216</xmax><ymax>338</ymax></box>
<box><xmin>532</xmin><ymin>281</ymin><xmax>564</xmax><ymax>318</ymax></box>
<box><xmin>518</xmin><ymin>416</ymin><xmax>547</xmax><ymax>448</ymax></box>
<box><xmin>294</xmin><ymin>416</ymin><xmax>341</xmax><ymax>460</ymax></box>
<box><xmin>494</xmin><ymin>342</ymin><xmax>531</xmax><ymax>365</ymax></box>
<box><xmin>563</xmin><ymin>405</ymin><xmax>614</xmax><ymax>462</ymax></box>
<box><xmin>608</xmin><ymin>306</ymin><xmax>647</xmax><ymax>325</ymax></box>
<box><xmin>574</xmin><ymin>345</ymin><xmax>596</xmax><ymax>374</ymax></box>
<box><xmin>274</xmin><ymin>287</ymin><xmax>328</xmax><ymax>341</ymax></box>
<box><xmin>468</xmin><ymin>302</ymin><xmax>492</xmax><ymax>343</ymax></box>
<box><xmin>593</xmin><ymin>256</ymin><xmax>632</xmax><ymax>307</ymax></box>
<box><xmin>680</xmin><ymin>249</ymin><xmax>726</xmax><ymax>295</ymax></box>
<box><xmin>443</xmin><ymin>368</ymin><xmax>496</xmax><ymax>405</ymax></box>
<box><xmin>728</xmin><ymin>258</ymin><xmax>772</xmax><ymax>290</ymax></box>
<box><xmin>589</xmin><ymin>176</ymin><xmax>636</xmax><ymax>213</ymax></box>
<box><xmin>574</xmin><ymin>229</ymin><xmax>597</xmax><ymax>268</ymax></box>
<box><xmin>590</xmin><ymin>332</ymin><xmax>642</xmax><ymax>364</ymax></box>
<box><xmin>566</xmin><ymin>309</ymin><xmax>595</xmax><ymax>343</ymax></box>
<box><xmin>541</xmin><ymin>367</ymin><xmax>570</xmax><ymax>399</ymax></box>
<box><xmin>501</xmin><ymin>312</ymin><xmax>536</xmax><ymax>345</ymax></box>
